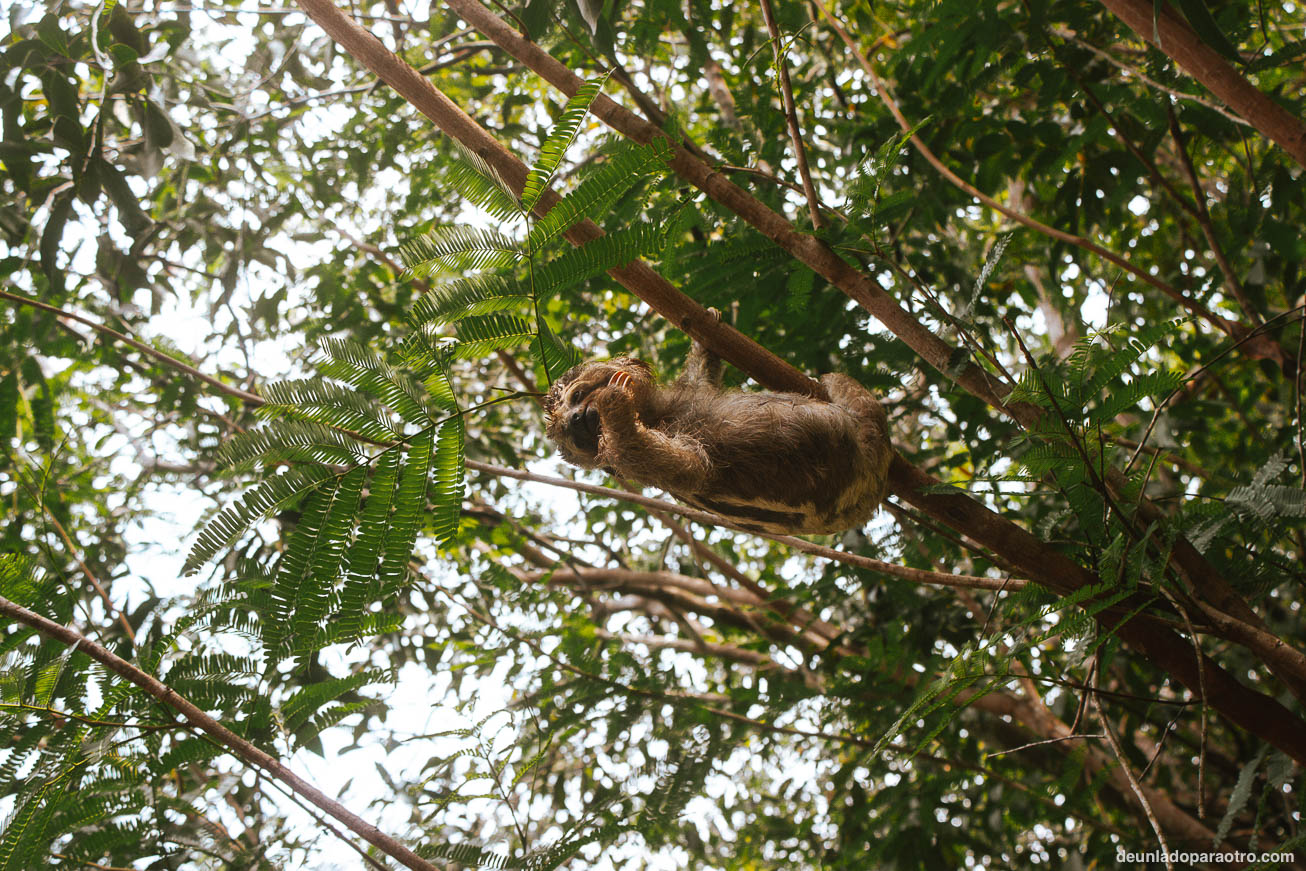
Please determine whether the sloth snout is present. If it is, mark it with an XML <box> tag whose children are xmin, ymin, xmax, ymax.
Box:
<box><xmin>568</xmin><ymin>406</ymin><xmax>602</xmax><ymax>455</ymax></box>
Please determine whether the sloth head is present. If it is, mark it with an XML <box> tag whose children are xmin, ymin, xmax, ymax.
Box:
<box><xmin>544</xmin><ymin>357</ymin><xmax>655</xmax><ymax>467</ymax></box>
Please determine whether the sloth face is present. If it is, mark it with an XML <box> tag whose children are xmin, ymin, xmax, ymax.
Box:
<box><xmin>544</xmin><ymin>358</ymin><xmax>653</xmax><ymax>467</ymax></box>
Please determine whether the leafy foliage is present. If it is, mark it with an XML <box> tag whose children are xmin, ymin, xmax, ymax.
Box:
<box><xmin>2</xmin><ymin>0</ymin><xmax>1305</xmax><ymax>867</ymax></box>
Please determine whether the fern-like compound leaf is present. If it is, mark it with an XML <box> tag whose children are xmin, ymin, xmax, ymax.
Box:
<box><xmin>408</xmin><ymin>273</ymin><xmax>532</xmax><ymax>328</ymax></box>
<box><xmin>520</xmin><ymin>76</ymin><xmax>608</xmax><ymax>212</ymax></box>
<box><xmin>378</xmin><ymin>428</ymin><xmax>435</xmax><ymax>592</ymax></box>
<box><xmin>318</xmin><ymin>339</ymin><xmax>431</xmax><ymax>426</ymax></box>
<box><xmin>184</xmin><ymin>466</ymin><xmax>336</xmax><ymax>575</ymax></box>
<box><xmin>527</xmin><ymin>137</ymin><xmax>672</xmax><ymax>249</ymax></box>
<box><xmin>532</xmin><ymin>223</ymin><xmax>665</xmax><ymax>295</ymax></box>
<box><xmin>215</xmin><ymin>419</ymin><xmax>366</xmax><ymax>471</ymax></box>
<box><xmin>289</xmin><ymin>464</ymin><xmax>367</xmax><ymax>655</ymax></box>
<box><xmin>432</xmin><ymin>416</ymin><xmax>465</xmax><ymax>545</ymax></box>
<box><xmin>400</xmin><ymin>224</ymin><xmax>522</xmax><ymax>278</ymax></box>
<box><xmin>450</xmin><ymin>314</ymin><xmax>535</xmax><ymax>359</ymax></box>
<box><xmin>263</xmin><ymin>481</ymin><xmax>333</xmax><ymax>654</ymax></box>
<box><xmin>444</xmin><ymin>140</ymin><xmax>523</xmax><ymax>220</ymax></box>
<box><xmin>259</xmin><ymin>378</ymin><xmax>401</xmax><ymax>441</ymax></box>
<box><xmin>335</xmin><ymin>446</ymin><xmax>403</xmax><ymax>642</ymax></box>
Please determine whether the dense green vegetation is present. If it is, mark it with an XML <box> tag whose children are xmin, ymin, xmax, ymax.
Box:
<box><xmin>2</xmin><ymin>0</ymin><xmax>1305</xmax><ymax>867</ymax></box>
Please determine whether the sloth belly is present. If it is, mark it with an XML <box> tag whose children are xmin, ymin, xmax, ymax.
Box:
<box><xmin>671</xmin><ymin>449</ymin><xmax>883</xmax><ymax>535</ymax></box>
<box><xmin>644</xmin><ymin>390</ymin><xmax>890</xmax><ymax>535</ymax></box>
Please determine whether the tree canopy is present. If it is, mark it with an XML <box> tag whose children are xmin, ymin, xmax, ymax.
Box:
<box><xmin>2</xmin><ymin>0</ymin><xmax>1305</xmax><ymax>868</ymax></box>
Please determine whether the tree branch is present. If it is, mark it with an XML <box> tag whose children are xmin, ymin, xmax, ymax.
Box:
<box><xmin>1097</xmin><ymin>0</ymin><xmax>1306</xmax><ymax>167</ymax></box>
<box><xmin>440</xmin><ymin>0</ymin><xmax>1020</xmax><ymax>421</ymax></box>
<box><xmin>469</xmin><ymin>459</ymin><xmax>1027</xmax><ymax>593</ymax></box>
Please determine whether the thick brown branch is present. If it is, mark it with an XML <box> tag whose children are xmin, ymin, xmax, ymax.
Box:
<box><xmin>295</xmin><ymin>0</ymin><xmax>819</xmax><ymax>400</ymax></box>
<box><xmin>1097</xmin><ymin>0</ymin><xmax>1306</xmax><ymax>167</ymax></box>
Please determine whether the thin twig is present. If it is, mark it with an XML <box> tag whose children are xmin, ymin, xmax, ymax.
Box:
<box><xmin>1050</xmin><ymin>27</ymin><xmax>1252</xmax><ymax>127</ymax></box>
<box><xmin>1158</xmin><ymin>587</ymin><xmax>1208</xmax><ymax>819</ymax></box>
<box><xmin>37</xmin><ymin>504</ymin><xmax>137</xmax><ymax>642</ymax></box>
<box><xmin>1167</xmin><ymin>104</ymin><xmax>1264</xmax><ymax>328</ymax></box>
<box><xmin>1298</xmin><ymin>301</ymin><xmax>1306</xmax><ymax>488</ymax></box>
<box><xmin>1091</xmin><ymin>672</ymin><xmax>1174</xmax><ymax>870</ymax></box>
<box><xmin>759</xmin><ymin>0</ymin><xmax>824</xmax><ymax>229</ymax></box>
<box><xmin>468</xmin><ymin>459</ymin><xmax>1027</xmax><ymax>593</ymax></box>
<box><xmin>0</xmin><ymin>289</ymin><xmax>263</xmax><ymax>406</ymax></box>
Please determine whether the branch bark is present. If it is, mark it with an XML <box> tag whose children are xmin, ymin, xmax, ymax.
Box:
<box><xmin>1097</xmin><ymin>0</ymin><xmax>1306</xmax><ymax>167</ymax></box>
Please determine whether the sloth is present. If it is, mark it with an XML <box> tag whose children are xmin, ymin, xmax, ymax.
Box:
<box><xmin>543</xmin><ymin>340</ymin><xmax>893</xmax><ymax>535</ymax></box>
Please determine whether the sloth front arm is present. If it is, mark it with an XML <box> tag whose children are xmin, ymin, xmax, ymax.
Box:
<box><xmin>592</xmin><ymin>387</ymin><xmax>712</xmax><ymax>493</ymax></box>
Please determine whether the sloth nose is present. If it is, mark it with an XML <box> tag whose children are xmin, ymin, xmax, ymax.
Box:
<box><xmin>569</xmin><ymin>410</ymin><xmax>584</xmax><ymax>426</ymax></box>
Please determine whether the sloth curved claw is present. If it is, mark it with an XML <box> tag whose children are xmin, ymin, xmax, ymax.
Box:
<box><xmin>608</xmin><ymin>371</ymin><xmax>634</xmax><ymax>391</ymax></box>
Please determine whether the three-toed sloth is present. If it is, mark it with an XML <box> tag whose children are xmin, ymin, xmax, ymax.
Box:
<box><xmin>543</xmin><ymin>340</ymin><xmax>893</xmax><ymax>535</ymax></box>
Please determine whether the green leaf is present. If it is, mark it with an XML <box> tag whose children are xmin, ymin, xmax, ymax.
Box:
<box><xmin>291</xmin><ymin>464</ymin><xmax>367</xmax><ymax>652</ymax></box>
<box><xmin>431</xmin><ymin>416</ymin><xmax>465</xmax><ymax>545</ymax></box>
<box><xmin>377</xmin><ymin>428</ymin><xmax>435</xmax><ymax>591</ymax></box>
<box><xmin>318</xmin><ymin>339</ymin><xmax>431</xmax><ymax>426</ymax></box>
<box><xmin>520</xmin><ymin>75</ymin><xmax>609</xmax><ymax>212</ymax></box>
<box><xmin>399</xmin><ymin>225</ymin><xmax>522</xmax><ymax>279</ymax></box>
<box><xmin>1173</xmin><ymin>0</ymin><xmax>1242</xmax><ymax>63</ymax></box>
<box><xmin>215</xmin><ymin>420</ymin><xmax>368</xmax><ymax>470</ymax></box>
<box><xmin>527</xmin><ymin>138</ymin><xmax>672</xmax><ymax>248</ymax></box>
<box><xmin>263</xmin><ymin>466</ymin><xmax>366</xmax><ymax>655</ymax></box>
<box><xmin>258</xmin><ymin>379</ymin><xmax>401</xmax><ymax>442</ymax></box>
<box><xmin>451</xmin><ymin>314</ymin><xmax>535</xmax><ymax>359</ymax></box>
<box><xmin>443</xmin><ymin>140</ymin><xmax>523</xmax><ymax>220</ymax></box>
<box><xmin>531</xmin><ymin>223</ymin><xmax>665</xmax><ymax>295</ymax></box>
<box><xmin>185</xmin><ymin>466</ymin><xmax>337</xmax><ymax>575</ymax></box>
<box><xmin>1215</xmin><ymin>746</ymin><xmax>1267</xmax><ymax>846</ymax></box>
<box><xmin>408</xmin><ymin>273</ymin><xmax>532</xmax><ymax>328</ymax></box>
<box><xmin>335</xmin><ymin>447</ymin><xmax>403</xmax><ymax>641</ymax></box>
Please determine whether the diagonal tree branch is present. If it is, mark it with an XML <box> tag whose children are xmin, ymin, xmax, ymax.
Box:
<box><xmin>1097</xmin><ymin>0</ymin><xmax>1306</xmax><ymax>167</ymax></box>
<box><xmin>434</xmin><ymin>0</ymin><xmax>1303</xmax><ymax>691</ymax></box>
<box><xmin>296</xmin><ymin>0</ymin><xmax>819</xmax><ymax>400</ymax></box>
